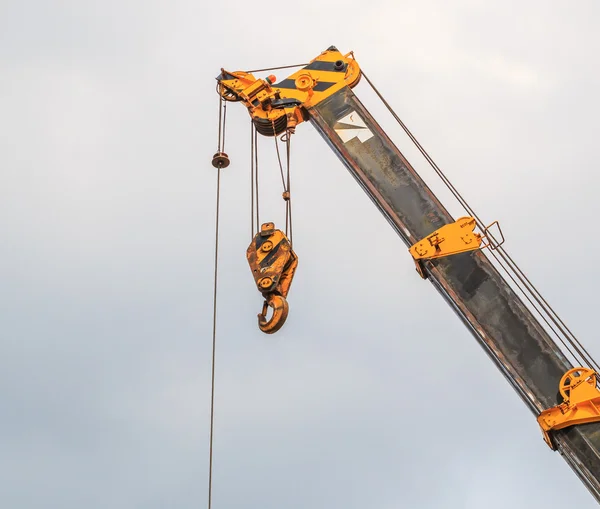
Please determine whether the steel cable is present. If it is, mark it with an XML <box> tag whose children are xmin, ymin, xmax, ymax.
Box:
<box><xmin>255</xmin><ymin>128</ymin><xmax>260</xmax><ymax>232</ymax></box>
<box><xmin>245</xmin><ymin>63</ymin><xmax>307</xmax><ymax>73</ymax></box>
<box><xmin>216</xmin><ymin>95</ymin><xmax>223</xmax><ymax>152</ymax></box>
<box><xmin>207</xmin><ymin>166</ymin><xmax>220</xmax><ymax>509</ymax></box>
<box><xmin>250</xmin><ymin>122</ymin><xmax>255</xmax><ymax>239</ymax></box>
<box><xmin>272</xmin><ymin>123</ymin><xmax>293</xmax><ymax>239</ymax></box>
<box><xmin>272</xmin><ymin>123</ymin><xmax>288</xmax><ymax>190</ymax></box>
<box><xmin>208</xmin><ymin>95</ymin><xmax>227</xmax><ymax>509</ymax></box>
<box><xmin>285</xmin><ymin>131</ymin><xmax>293</xmax><ymax>247</ymax></box>
<box><xmin>221</xmin><ymin>101</ymin><xmax>227</xmax><ymax>153</ymax></box>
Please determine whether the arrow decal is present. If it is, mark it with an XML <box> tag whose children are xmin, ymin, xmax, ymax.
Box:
<box><xmin>334</xmin><ymin>111</ymin><xmax>374</xmax><ymax>143</ymax></box>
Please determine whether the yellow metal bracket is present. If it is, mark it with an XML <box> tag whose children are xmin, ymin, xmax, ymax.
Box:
<box><xmin>409</xmin><ymin>217</ymin><xmax>504</xmax><ymax>279</ymax></box>
<box><xmin>538</xmin><ymin>367</ymin><xmax>600</xmax><ymax>450</ymax></box>
<box><xmin>246</xmin><ymin>222</ymin><xmax>298</xmax><ymax>334</ymax></box>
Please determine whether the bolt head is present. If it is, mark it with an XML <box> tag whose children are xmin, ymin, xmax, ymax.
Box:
<box><xmin>261</xmin><ymin>240</ymin><xmax>274</xmax><ymax>252</ymax></box>
<box><xmin>258</xmin><ymin>277</ymin><xmax>273</xmax><ymax>289</ymax></box>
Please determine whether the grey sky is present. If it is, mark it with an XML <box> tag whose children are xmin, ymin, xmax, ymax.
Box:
<box><xmin>1</xmin><ymin>0</ymin><xmax>600</xmax><ymax>507</ymax></box>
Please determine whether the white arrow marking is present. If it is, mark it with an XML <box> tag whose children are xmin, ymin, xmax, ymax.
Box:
<box><xmin>334</xmin><ymin>111</ymin><xmax>374</xmax><ymax>143</ymax></box>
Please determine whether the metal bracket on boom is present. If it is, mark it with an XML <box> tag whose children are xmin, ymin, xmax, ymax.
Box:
<box><xmin>537</xmin><ymin>367</ymin><xmax>600</xmax><ymax>450</ymax></box>
<box><xmin>409</xmin><ymin>217</ymin><xmax>504</xmax><ymax>279</ymax></box>
<box><xmin>247</xmin><ymin>222</ymin><xmax>298</xmax><ymax>334</ymax></box>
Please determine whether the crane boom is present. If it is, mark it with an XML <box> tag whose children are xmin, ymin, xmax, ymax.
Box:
<box><xmin>216</xmin><ymin>47</ymin><xmax>600</xmax><ymax>502</ymax></box>
<box><xmin>307</xmin><ymin>84</ymin><xmax>600</xmax><ymax>499</ymax></box>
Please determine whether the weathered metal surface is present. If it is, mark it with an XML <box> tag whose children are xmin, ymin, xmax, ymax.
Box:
<box><xmin>246</xmin><ymin>222</ymin><xmax>298</xmax><ymax>334</ymax></box>
<box><xmin>308</xmin><ymin>86</ymin><xmax>600</xmax><ymax>501</ymax></box>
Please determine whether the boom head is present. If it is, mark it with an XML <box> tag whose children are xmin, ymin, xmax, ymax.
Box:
<box><xmin>216</xmin><ymin>46</ymin><xmax>361</xmax><ymax>136</ymax></box>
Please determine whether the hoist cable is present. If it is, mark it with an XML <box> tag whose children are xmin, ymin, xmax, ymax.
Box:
<box><xmin>272</xmin><ymin>124</ymin><xmax>293</xmax><ymax>239</ymax></box>
<box><xmin>498</xmin><ymin>251</ymin><xmax>599</xmax><ymax>370</ymax></box>
<box><xmin>285</xmin><ymin>131</ymin><xmax>293</xmax><ymax>246</ymax></box>
<box><xmin>492</xmin><ymin>252</ymin><xmax>582</xmax><ymax>366</ymax></box>
<box><xmin>272</xmin><ymin>125</ymin><xmax>288</xmax><ymax>190</ymax></box>
<box><xmin>250</xmin><ymin>121</ymin><xmax>255</xmax><ymax>239</ymax></box>
<box><xmin>361</xmin><ymin>69</ymin><xmax>600</xmax><ymax>373</ymax></box>
<box><xmin>245</xmin><ymin>63</ymin><xmax>308</xmax><ymax>73</ymax></box>
<box><xmin>207</xmin><ymin>166</ymin><xmax>221</xmax><ymax>509</ymax></box>
<box><xmin>496</xmin><ymin>256</ymin><xmax>597</xmax><ymax>371</ymax></box>
<box><xmin>216</xmin><ymin>93</ymin><xmax>228</xmax><ymax>152</ymax></box>
<box><xmin>254</xmin><ymin>128</ymin><xmax>260</xmax><ymax>232</ymax></box>
<box><xmin>217</xmin><ymin>95</ymin><xmax>223</xmax><ymax>152</ymax></box>
<box><xmin>207</xmin><ymin>94</ymin><xmax>228</xmax><ymax>509</ymax></box>
<box><xmin>221</xmin><ymin>101</ymin><xmax>227</xmax><ymax>152</ymax></box>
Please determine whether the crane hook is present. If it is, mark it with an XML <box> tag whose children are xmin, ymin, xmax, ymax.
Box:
<box><xmin>258</xmin><ymin>294</ymin><xmax>289</xmax><ymax>334</ymax></box>
<box><xmin>247</xmin><ymin>222</ymin><xmax>297</xmax><ymax>335</ymax></box>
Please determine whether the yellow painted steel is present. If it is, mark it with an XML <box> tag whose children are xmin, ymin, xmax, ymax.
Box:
<box><xmin>409</xmin><ymin>217</ymin><xmax>483</xmax><ymax>261</ymax></box>
<box><xmin>246</xmin><ymin>222</ymin><xmax>298</xmax><ymax>334</ymax></box>
<box><xmin>538</xmin><ymin>368</ymin><xmax>600</xmax><ymax>450</ymax></box>
<box><xmin>217</xmin><ymin>48</ymin><xmax>361</xmax><ymax>135</ymax></box>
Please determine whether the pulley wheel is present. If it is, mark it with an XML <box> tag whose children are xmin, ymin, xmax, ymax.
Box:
<box><xmin>212</xmin><ymin>152</ymin><xmax>230</xmax><ymax>169</ymax></box>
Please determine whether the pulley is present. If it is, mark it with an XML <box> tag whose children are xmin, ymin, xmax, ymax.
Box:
<box><xmin>246</xmin><ymin>222</ymin><xmax>298</xmax><ymax>334</ymax></box>
<box><xmin>538</xmin><ymin>367</ymin><xmax>600</xmax><ymax>450</ymax></box>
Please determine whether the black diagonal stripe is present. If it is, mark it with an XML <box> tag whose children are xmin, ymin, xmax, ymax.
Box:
<box><xmin>334</xmin><ymin>121</ymin><xmax>367</xmax><ymax>130</ymax></box>
<box><xmin>274</xmin><ymin>79</ymin><xmax>337</xmax><ymax>92</ymax></box>
<box><xmin>304</xmin><ymin>60</ymin><xmax>348</xmax><ymax>73</ymax></box>
<box><xmin>273</xmin><ymin>79</ymin><xmax>297</xmax><ymax>90</ymax></box>
<box><xmin>313</xmin><ymin>81</ymin><xmax>336</xmax><ymax>92</ymax></box>
<box><xmin>259</xmin><ymin>240</ymin><xmax>284</xmax><ymax>268</ymax></box>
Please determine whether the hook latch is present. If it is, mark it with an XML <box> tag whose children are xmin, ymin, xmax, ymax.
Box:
<box><xmin>247</xmin><ymin>222</ymin><xmax>298</xmax><ymax>334</ymax></box>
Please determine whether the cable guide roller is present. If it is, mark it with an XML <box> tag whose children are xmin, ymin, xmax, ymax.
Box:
<box><xmin>538</xmin><ymin>368</ymin><xmax>600</xmax><ymax>450</ymax></box>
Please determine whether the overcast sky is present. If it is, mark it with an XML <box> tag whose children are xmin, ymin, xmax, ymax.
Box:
<box><xmin>2</xmin><ymin>1</ymin><xmax>600</xmax><ymax>507</ymax></box>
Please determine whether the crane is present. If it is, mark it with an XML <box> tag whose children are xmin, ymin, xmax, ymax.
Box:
<box><xmin>213</xmin><ymin>46</ymin><xmax>600</xmax><ymax>502</ymax></box>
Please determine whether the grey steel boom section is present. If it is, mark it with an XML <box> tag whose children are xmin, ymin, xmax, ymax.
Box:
<box><xmin>308</xmin><ymin>86</ymin><xmax>600</xmax><ymax>502</ymax></box>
